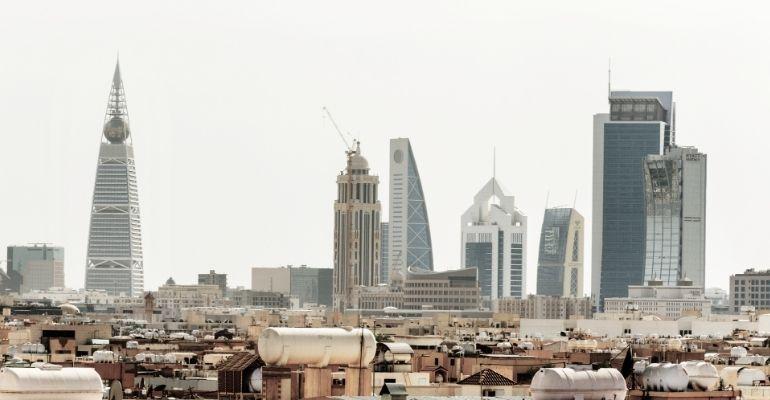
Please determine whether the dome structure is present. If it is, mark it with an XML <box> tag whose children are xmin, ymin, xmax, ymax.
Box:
<box><xmin>103</xmin><ymin>116</ymin><xmax>130</xmax><ymax>143</ymax></box>
<box><xmin>347</xmin><ymin>141</ymin><xmax>369</xmax><ymax>173</ymax></box>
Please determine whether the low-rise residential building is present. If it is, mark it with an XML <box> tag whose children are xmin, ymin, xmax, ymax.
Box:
<box><xmin>231</xmin><ymin>290</ymin><xmax>290</xmax><ymax>309</ymax></box>
<box><xmin>354</xmin><ymin>268</ymin><xmax>480</xmax><ymax>311</ymax></box>
<box><xmin>156</xmin><ymin>284</ymin><xmax>222</xmax><ymax>320</ymax></box>
<box><xmin>604</xmin><ymin>279</ymin><xmax>710</xmax><ymax>320</ymax></box>
<box><xmin>496</xmin><ymin>295</ymin><xmax>593</xmax><ymax>319</ymax></box>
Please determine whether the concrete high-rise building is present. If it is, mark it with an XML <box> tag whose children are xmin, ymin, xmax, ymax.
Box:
<box><xmin>333</xmin><ymin>141</ymin><xmax>381</xmax><ymax>311</ymax></box>
<box><xmin>380</xmin><ymin>222</ymin><xmax>390</xmax><ymax>283</ymax></box>
<box><xmin>730</xmin><ymin>268</ymin><xmax>770</xmax><ymax>313</ymax></box>
<box><xmin>592</xmin><ymin>90</ymin><xmax>672</xmax><ymax>308</ymax></box>
<box><xmin>461</xmin><ymin>178</ymin><xmax>527</xmax><ymax>305</ymax></box>
<box><xmin>250</xmin><ymin>265</ymin><xmax>333</xmax><ymax>307</ymax></box>
<box><xmin>643</xmin><ymin>146</ymin><xmax>707</xmax><ymax>287</ymax></box>
<box><xmin>6</xmin><ymin>244</ymin><xmax>64</xmax><ymax>294</ymax></box>
<box><xmin>251</xmin><ymin>267</ymin><xmax>291</xmax><ymax>294</ymax></box>
<box><xmin>388</xmin><ymin>138</ymin><xmax>433</xmax><ymax>281</ymax></box>
<box><xmin>85</xmin><ymin>61</ymin><xmax>145</xmax><ymax>297</ymax></box>
<box><xmin>198</xmin><ymin>269</ymin><xmax>228</xmax><ymax>294</ymax></box>
<box><xmin>536</xmin><ymin>208</ymin><xmax>584</xmax><ymax>297</ymax></box>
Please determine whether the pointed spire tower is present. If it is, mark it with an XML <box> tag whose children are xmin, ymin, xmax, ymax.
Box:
<box><xmin>85</xmin><ymin>60</ymin><xmax>145</xmax><ymax>297</ymax></box>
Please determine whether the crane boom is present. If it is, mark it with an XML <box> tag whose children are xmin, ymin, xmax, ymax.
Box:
<box><xmin>322</xmin><ymin>106</ymin><xmax>353</xmax><ymax>151</ymax></box>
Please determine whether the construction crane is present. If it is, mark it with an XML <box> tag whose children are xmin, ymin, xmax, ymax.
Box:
<box><xmin>323</xmin><ymin>106</ymin><xmax>357</xmax><ymax>314</ymax></box>
<box><xmin>322</xmin><ymin>106</ymin><xmax>355</xmax><ymax>151</ymax></box>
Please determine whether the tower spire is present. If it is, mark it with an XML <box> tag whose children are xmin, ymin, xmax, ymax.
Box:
<box><xmin>103</xmin><ymin>59</ymin><xmax>130</xmax><ymax>144</ymax></box>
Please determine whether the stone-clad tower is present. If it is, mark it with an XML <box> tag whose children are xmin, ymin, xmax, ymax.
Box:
<box><xmin>333</xmin><ymin>141</ymin><xmax>381</xmax><ymax>311</ymax></box>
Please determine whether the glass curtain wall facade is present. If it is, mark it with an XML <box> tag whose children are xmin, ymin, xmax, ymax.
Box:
<box><xmin>536</xmin><ymin>208</ymin><xmax>584</xmax><ymax>297</ymax></box>
<box><xmin>389</xmin><ymin>138</ymin><xmax>433</xmax><ymax>283</ymax></box>
<box><xmin>643</xmin><ymin>147</ymin><xmax>707</xmax><ymax>287</ymax></box>
<box><xmin>593</xmin><ymin>91</ymin><xmax>672</xmax><ymax>309</ymax></box>
<box><xmin>7</xmin><ymin>245</ymin><xmax>65</xmax><ymax>294</ymax></box>
<box><xmin>85</xmin><ymin>62</ymin><xmax>145</xmax><ymax>297</ymax></box>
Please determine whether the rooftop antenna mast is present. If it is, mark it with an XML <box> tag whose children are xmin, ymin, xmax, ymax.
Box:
<box><xmin>607</xmin><ymin>57</ymin><xmax>612</xmax><ymax>99</ymax></box>
<box><xmin>492</xmin><ymin>147</ymin><xmax>496</xmax><ymax>197</ymax></box>
<box><xmin>573</xmin><ymin>190</ymin><xmax>578</xmax><ymax>209</ymax></box>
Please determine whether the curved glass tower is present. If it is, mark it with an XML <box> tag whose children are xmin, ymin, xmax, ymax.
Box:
<box><xmin>84</xmin><ymin>61</ymin><xmax>145</xmax><ymax>297</ymax></box>
<box><xmin>388</xmin><ymin>138</ymin><xmax>433</xmax><ymax>282</ymax></box>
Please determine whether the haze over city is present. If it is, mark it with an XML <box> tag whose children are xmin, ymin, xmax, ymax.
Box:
<box><xmin>2</xmin><ymin>0</ymin><xmax>769</xmax><ymax>293</ymax></box>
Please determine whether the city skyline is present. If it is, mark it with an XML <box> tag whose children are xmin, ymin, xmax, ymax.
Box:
<box><xmin>2</xmin><ymin>2</ymin><xmax>768</xmax><ymax>293</ymax></box>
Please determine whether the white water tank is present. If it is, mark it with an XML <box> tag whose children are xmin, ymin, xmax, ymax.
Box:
<box><xmin>248</xmin><ymin>367</ymin><xmax>263</xmax><ymax>393</ymax></box>
<box><xmin>258</xmin><ymin>327</ymin><xmax>376</xmax><ymax>367</ymax></box>
<box><xmin>667</xmin><ymin>339</ymin><xmax>682</xmax><ymax>351</ymax></box>
<box><xmin>737</xmin><ymin>368</ymin><xmax>767</xmax><ymax>386</ymax></box>
<box><xmin>530</xmin><ymin>368</ymin><xmax>627</xmax><ymax>400</ymax></box>
<box><xmin>0</xmin><ymin>365</ymin><xmax>103</xmax><ymax>400</ymax></box>
<box><xmin>642</xmin><ymin>363</ymin><xmax>689</xmax><ymax>392</ymax></box>
<box><xmin>680</xmin><ymin>361</ymin><xmax>718</xmax><ymax>391</ymax></box>
<box><xmin>518</xmin><ymin>341</ymin><xmax>535</xmax><ymax>350</ymax></box>
<box><xmin>730</xmin><ymin>346</ymin><xmax>748</xmax><ymax>358</ymax></box>
<box><xmin>93</xmin><ymin>350</ymin><xmax>115</xmax><ymax>363</ymax></box>
<box><xmin>126</xmin><ymin>341</ymin><xmax>138</xmax><ymax>349</ymax></box>
<box><xmin>633</xmin><ymin>360</ymin><xmax>649</xmax><ymax>375</ymax></box>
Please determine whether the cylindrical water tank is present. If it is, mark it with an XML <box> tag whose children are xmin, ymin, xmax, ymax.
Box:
<box><xmin>35</xmin><ymin>344</ymin><xmax>44</xmax><ymax>354</ymax></box>
<box><xmin>248</xmin><ymin>367</ymin><xmax>263</xmax><ymax>393</ymax></box>
<box><xmin>730</xmin><ymin>346</ymin><xmax>748</xmax><ymax>358</ymax></box>
<box><xmin>642</xmin><ymin>363</ymin><xmax>689</xmax><ymax>392</ymax></box>
<box><xmin>680</xmin><ymin>361</ymin><xmax>718</xmax><ymax>391</ymax></box>
<box><xmin>518</xmin><ymin>341</ymin><xmax>535</xmax><ymax>350</ymax></box>
<box><xmin>633</xmin><ymin>360</ymin><xmax>649</xmax><ymax>375</ymax></box>
<box><xmin>736</xmin><ymin>368</ymin><xmax>767</xmax><ymax>386</ymax></box>
<box><xmin>93</xmin><ymin>350</ymin><xmax>115</xmax><ymax>363</ymax></box>
<box><xmin>530</xmin><ymin>368</ymin><xmax>627</xmax><ymax>400</ymax></box>
<box><xmin>126</xmin><ymin>341</ymin><xmax>138</xmax><ymax>349</ymax></box>
<box><xmin>258</xmin><ymin>327</ymin><xmax>376</xmax><ymax>367</ymax></box>
<box><xmin>0</xmin><ymin>365</ymin><xmax>103</xmax><ymax>400</ymax></box>
<box><xmin>667</xmin><ymin>339</ymin><xmax>682</xmax><ymax>351</ymax></box>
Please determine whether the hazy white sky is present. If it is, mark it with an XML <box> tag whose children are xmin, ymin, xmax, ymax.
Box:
<box><xmin>1</xmin><ymin>1</ymin><xmax>769</xmax><ymax>294</ymax></box>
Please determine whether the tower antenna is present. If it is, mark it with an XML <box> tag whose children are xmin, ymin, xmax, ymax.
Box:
<box><xmin>607</xmin><ymin>57</ymin><xmax>612</xmax><ymax>99</ymax></box>
<box><xmin>573</xmin><ymin>190</ymin><xmax>578</xmax><ymax>209</ymax></box>
<box><xmin>545</xmin><ymin>190</ymin><xmax>550</xmax><ymax>209</ymax></box>
<box><xmin>322</xmin><ymin>106</ymin><xmax>353</xmax><ymax>151</ymax></box>
<box><xmin>492</xmin><ymin>146</ymin><xmax>497</xmax><ymax>198</ymax></box>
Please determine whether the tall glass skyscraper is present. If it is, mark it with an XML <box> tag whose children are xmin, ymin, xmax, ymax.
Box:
<box><xmin>536</xmin><ymin>208</ymin><xmax>584</xmax><ymax>297</ymax></box>
<box><xmin>461</xmin><ymin>178</ymin><xmax>527</xmax><ymax>306</ymax></box>
<box><xmin>84</xmin><ymin>62</ymin><xmax>145</xmax><ymax>297</ymax></box>
<box><xmin>592</xmin><ymin>91</ymin><xmax>672</xmax><ymax>308</ymax></box>
<box><xmin>388</xmin><ymin>138</ymin><xmax>433</xmax><ymax>282</ymax></box>
<box><xmin>643</xmin><ymin>146</ymin><xmax>707</xmax><ymax>287</ymax></box>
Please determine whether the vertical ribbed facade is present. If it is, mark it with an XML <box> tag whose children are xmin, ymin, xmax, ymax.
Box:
<box><xmin>85</xmin><ymin>62</ymin><xmax>144</xmax><ymax>297</ymax></box>
<box><xmin>333</xmin><ymin>142</ymin><xmax>381</xmax><ymax>311</ymax></box>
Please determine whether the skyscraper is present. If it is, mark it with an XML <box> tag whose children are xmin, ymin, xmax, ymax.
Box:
<box><xmin>461</xmin><ymin>178</ymin><xmax>527</xmax><ymax>306</ymax></box>
<box><xmin>592</xmin><ymin>90</ymin><xmax>672</xmax><ymax>308</ymax></box>
<box><xmin>643</xmin><ymin>146</ymin><xmax>707</xmax><ymax>287</ymax></box>
<box><xmin>536</xmin><ymin>208</ymin><xmax>584</xmax><ymax>297</ymax></box>
<box><xmin>333</xmin><ymin>141</ymin><xmax>381</xmax><ymax>311</ymax></box>
<box><xmin>380</xmin><ymin>222</ymin><xmax>390</xmax><ymax>283</ymax></box>
<box><xmin>85</xmin><ymin>61</ymin><xmax>145</xmax><ymax>297</ymax></box>
<box><xmin>7</xmin><ymin>244</ymin><xmax>64</xmax><ymax>294</ymax></box>
<box><xmin>388</xmin><ymin>138</ymin><xmax>433</xmax><ymax>281</ymax></box>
